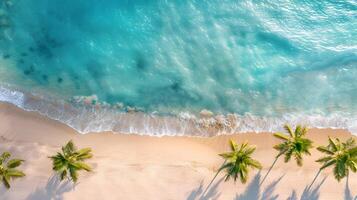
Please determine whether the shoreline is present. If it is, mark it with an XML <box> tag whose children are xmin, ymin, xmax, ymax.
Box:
<box><xmin>0</xmin><ymin>102</ymin><xmax>356</xmax><ymax>199</ymax></box>
<box><xmin>2</xmin><ymin>85</ymin><xmax>357</xmax><ymax>137</ymax></box>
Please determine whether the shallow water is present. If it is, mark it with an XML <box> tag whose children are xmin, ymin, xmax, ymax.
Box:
<box><xmin>0</xmin><ymin>0</ymin><xmax>356</xmax><ymax>135</ymax></box>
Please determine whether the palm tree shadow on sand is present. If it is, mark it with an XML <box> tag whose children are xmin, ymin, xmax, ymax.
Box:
<box><xmin>26</xmin><ymin>175</ymin><xmax>75</xmax><ymax>200</ymax></box>
<box><xmin>186</xmin><ymin>178</ymin><xmax>223</xmax><ymax>200</ymax></box>
<box><xmin>286</xmin><ymin>176</ymin><xmax>327</xmax><ymax>200</ymax></box>
<box><xmin>234</xmin><ymin>172</ymin><xmax>284</xmax><ymax>200</ymax></box>
<box><xmin>344</xmin><ymin>176</ymin><xmax>357</xmax><ymax>200</ymax></box>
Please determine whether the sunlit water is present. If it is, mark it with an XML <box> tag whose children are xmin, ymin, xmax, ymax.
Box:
<box><xmin>0</xmin><ymin>0</ymin><xmax>357</xmax><ymax>136</ymax></box>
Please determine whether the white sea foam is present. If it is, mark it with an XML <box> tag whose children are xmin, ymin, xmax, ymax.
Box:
<box><xmin>1</xmin><ymin>85</ymin><xmax>356</xmax><ymax>137</ymax></box>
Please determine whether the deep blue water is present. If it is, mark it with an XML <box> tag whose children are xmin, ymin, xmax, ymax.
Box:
<box><xmin>0</xmin><ymin>0</ymin><xmax>357</xmax><ymax>135</ymax></box>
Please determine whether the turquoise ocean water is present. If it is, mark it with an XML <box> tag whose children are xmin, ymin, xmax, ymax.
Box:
<box><xmin>0</xmin><ymin>0</ymin><xmax>357</xmax><ymax>136</ymax></box>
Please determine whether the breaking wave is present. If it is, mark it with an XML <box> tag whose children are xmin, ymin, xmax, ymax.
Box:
<box><xmin>1</xmin><ymin>85</ymin><xmax>356</xmax><ymax>137</ymax></box>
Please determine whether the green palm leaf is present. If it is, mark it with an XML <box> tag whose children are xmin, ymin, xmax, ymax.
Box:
<box><xmin>301</xmin><ymin>126</ymin><xmax>308</xmax><ymax>136</ymax></box>
<box><xmin>295</xmin><ymin>153</ymin><xmax>303</xmax><ymax>166</ymax></box>
<box><xmin>320</xmin><ymin>159</ymin><xmax>336</xmax><ymax>169</ymax></box>
<box><xmin>349</xmin><ymin>161</ymin><xmax>357</xmax><ymax>172</ymax></box>
<box><xmin>71</xmin><ymin>162</ymin><xmax>92</xmax><ymax>171</ymax></box>
<box><xmin>239</xmin><ymin>167</ymin><xmax>248</xmax><ymax>183</ymax></box>
<box><xmin>348</xmin><ymin>147</ymin><xmax>357</xmax><ymax>156</ymax></box>
<box><xmin>6</xmin><ymin>169</ymin><xmax>26</xmax><ymax>177</ymax></box>
<box><xmin>243</xmin><ymin>146</ymin><xmax>256</xmax><ymax>156</ymax></box>
<box><xmin>219</xmin><ymin>152</ymin><xmax>235</xmax><ymax>159</ymax></box>
<box><xmin>60</xmin><ymin>170</ymin><xmax>67</xmax><ymax>181</ymax></box>
<box><xmin>316</xmin><ymin>156</ymin><xmax>333</xmax><ymax>163</ymax></box>
<box><xmin>69</xmin><ymin>166</ymin><xmax>78</xmax><ymax>182</ymax></box>
<box><xmin>7</xmin><ymin>159</ymin><xmax>24</xmax><ymax>168</ymax></box>
<box><xmin>247</xmin><ymin>158</ymin><xmax>263</xmax><ymax>169</ymax></box>
<box><xmin>344</xmin><ymin>138</ymin><xmax>355</xmax><ymax>148</ymax></box>
<box><xmin>328</xmin><ymin>137</ymin><xmax>338</xmax><ymax>151</ymax></box>
<box><xmin>284</xmin><ymin>148</ymin><xmax>293</xmax><ymax>163</ymax></box>
<box><xmin>284</xmin><ymin>124</ymin><xmax>294</xmax><ymax>137</ymax></box>
<box><xmin>295</xmin><ymin>125</ymin><xmax>302</xmax><ymax>137</ymax></box>
<box><xmin>229</xmin><ymin>140</ymin><xmax>237</xmax><ymax>151</ymax></box>
<box><xmin>273</xmin><ymin>133</ymin><xmax>290</xmax><ymax>141</ymax></box>
<box><xmin>2</xmin><ymin>176</ymin><xmax>10</xmax><ymax>189</ymax></box>
<box><xmin>317</xmin><ymin>146</ymin><xmax>334</xmax><ymax>155</ymax></box>
<box><xmin>76</xmin><ymin>148</ymin><xmax>93</xmax><ymax>160</ymax></box>
<box><xmin>0</xmin><ymin>152</ymin><xmax>10</xmax><ymax>164</ymax></box>
<box><xmin>334</xmin><ymin>161</ymin><xmax>347</xmax><ymax>181</ymax></box>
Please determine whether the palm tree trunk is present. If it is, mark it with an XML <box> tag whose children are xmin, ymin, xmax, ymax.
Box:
<box><xmin>346</xmin><ymin>172</ymin><xmax>349</xmax><ymax>189</ymax></box>
<box><xmin>201</xmin><ymin>160</ymin><xmax>226</xmax><ymax>197</ymax></box>
<box><xmin>260</xmin><ymin>154</ymin><xmax>281</xmax><ymax>186</ymax></box>
<box><xmin>307</xmin><ymin>168</ymin><xmax>322</xmax><ymax>191</ymax></box>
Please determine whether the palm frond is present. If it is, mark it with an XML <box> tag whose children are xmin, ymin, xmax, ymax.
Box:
<box><xmin>243</xmin><ymin>146</ymin><xmax>256</xmax><ymax>156</ymax></box>
<box><xmin>320</xmin><ymin>160</ymin><xmax>336</xmax><ymax>170</ymax></box>
<box><xmin>284</xmin><ymin>124</ymin><xmax>294</xmax><ymax>137</ymax></box>
<box><xmin>295</xmin><ymin>125</ymin><xmax>302</xmax><ymax>137</ymax></box>
<box><xmin>316</xmin><ymin>156</ymin><xmax>333</xmax><ymax>163</ymax></box>
<box><xmin>6</xmin><ymin>169</ymin><xmax>25</xmax><ymax>178</ymax></box>
<box><xmin>0</xmin><ymin>152</ymin><xmax>10</xmax><ymax>164</ymax></box>
<box><xmin>334</xmin><ymin>161</ymin><xmax>347</xmax><ymax>182</ymax></box>
<box><xmin>328</xmin><ymin>137</ymin><xmax>338</xmax><ymax>151</ymax></box>
<box><xmin>348</xmin><ymin>147</ymin><xmax>357</xmax><ymax>156</ymax></box>
<box><xmin>301</xmin><ymin>126</ymin><xmax>308</xmax><ymax>136</ymax></box>
<box><xmin>72</xmin><ymin>162</ymin><xmax>92</xmax><ymax>171</ymax></box>
<box><xmin>239</xmin><ymin>168</ymin><xmax>248</xmax><ymax>183</ymax></box>
<box><xmin>284</xmin><ymin>148</ymin><xmax>293</xmax><ymax>163</ymax></box>
<box><xmin>273</xmin><ymin>143</ymin><xmax>289</xmax><ymax>155</ymax></box>
<box><xmin>2</xmin><ymin>176</ymin><xmax>10</xmax><ymax>189</ymax></box>
<box><xmin>60</xmin><ymin>170</ymin><xmax>67</xmax><ymax>181</ymax></box>
<box><xmin>247</xmin><ymin>158</ymin><xmax>262</xmax><ymax>169</ymax></box>
<box><xmin>317</xmin><ymin>146</ymin><xmax>334</xmax><ymax>155</ymax></box>
<box><xmin>6</xmin><ymin>159</ymin><xmax>24</xmax><ymax>168</ymax></box>
<box><xmin>344</xmin><ymin>138</ymin><xmax>356</xmax><ymax>149</ymax></box>
<box><xmin>76</xmin><ymin>148</ymin><xmax>93</xmax><ymax>160</ymax></box>
<box><xmin>240</xmin><ymin>142</ymin><xmax>248</xmax><ymax>151</ymax></box>
<box><xmin>69</xmin><ymin>166</ymin><xmax>78</xmax><ymax>182</ymax></box>
<box><xmin>219</xmin><ymin>152</ymin><xmax>235</xmax><ymax>160</ymax></box>
<box><xmin>295</xmin><ymin>153</ymin><xmax>303</xmax><ymax>166</ymax></box>
<box><xmin>229</xmin><ymin>140</ymin><xmax>237</xmax><ymax>151</ymax></box>
<box><xmin>348</xmin><ymin>161</ymin><xmax>357</xmax><ymax>172</ymax></box>
<box><xmin>273</xmin><ymin>133</ymin><xmax>290</xmax><ymax>141</ymax></box>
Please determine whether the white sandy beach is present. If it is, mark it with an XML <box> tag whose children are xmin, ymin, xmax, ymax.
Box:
<box><xmin>0</xmin><ymin>102</ymin><xmax>356</xmax><ymax>200</ymax></box>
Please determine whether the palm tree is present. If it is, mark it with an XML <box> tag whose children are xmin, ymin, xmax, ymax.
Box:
<box><xmin>260</xmin><ymin>124</ymin><xmax>313</xmax><ymax>185</ymax></box>
<box><xmin>308</xmin><ymin>137</ymin><xmax>357</xmax><ymax>189</ymax></box>
<box><xmin>0</xmin><ymin>151</ymin><xmax>25</xmax><ymax>189</ymax></box>
<box><xmin>50</xmin><ymin>140</ymin><xmax>93</xmax><ymax>183</ymax></box>
<box><xmin>202</xmin><ymin>140</ymin><xmax>262</xmax><ymax>196</ymax></box>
